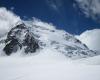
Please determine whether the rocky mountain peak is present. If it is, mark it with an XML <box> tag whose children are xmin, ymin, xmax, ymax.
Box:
<box><xmin>3</xmin><ymin>23</ymin><xmax>39</xmax><ymax>55</ymax></box>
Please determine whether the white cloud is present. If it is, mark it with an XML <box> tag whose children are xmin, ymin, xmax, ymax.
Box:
<box><xmin>46</xmin><ymin>0</ymin><xmax>63</xmax><ymax>12</ymax></box>
<box><xmin>32</xmin><ymin>17</ymin><xmax>56</xmax><ymax>30</ymax></box>
<box><xmin>75</xmin><ymin>0</ymin><xmax>100</xmax><ymax>21</ymax></box>
<box><xmin>0</xmin><ymin>7</ymin><xmax>21</xmax><ymax>37</ymax></box>
<box><xmin>76</xmin><ymin>29</ymin><xmax>100</xmax><ymax>52</ymax></box>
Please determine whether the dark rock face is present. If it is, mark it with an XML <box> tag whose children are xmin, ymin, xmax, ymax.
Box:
<box><xmin>3</xmin><ymin>23</ymin><xmax>39</xmax><ymax>55</ymax></box>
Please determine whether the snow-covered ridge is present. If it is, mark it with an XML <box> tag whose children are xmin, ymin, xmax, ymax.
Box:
<box><xmin>24</xmin><ymin>20</ymin><xmax>98</xmax><ymax>59</ymax></box>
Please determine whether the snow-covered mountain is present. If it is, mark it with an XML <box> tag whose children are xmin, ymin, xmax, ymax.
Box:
<box><xmin>0</xmin><ymin>7</ymin><xmax>99</xmax><ymax>59</ymax></box>
<box><xmin>0</xmin><ymin>19</ymin><xmax>98</xmax><ymax>59</ymax></box>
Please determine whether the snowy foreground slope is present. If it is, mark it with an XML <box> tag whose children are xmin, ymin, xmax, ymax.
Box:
<box><xmin>0</xmin><ymin>55</ymin><xmax>100</xmax><ymax>80</ymax></box>
<box><xmin>0</xmin><ymin>7</ymin><xmax>100</xmax><ymax>80</ymax></box>
<box><xmin>0</xmin><ymin>47</ymin><xmax>100</xmax><ymax>80</ymax></box>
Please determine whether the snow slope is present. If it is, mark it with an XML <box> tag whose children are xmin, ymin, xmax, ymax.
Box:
<box><xmin>0</xmin><ymin>55</ymin><xmax>100</xmax><ymax>80</ymax></box>
<box><xmin>0</xmin><ymin>41</ymin><xmax>100</xmax><ymax>80</ymax></box>
<box><xmin>0</xmin><ymin>46</ymin><xmax>100</xmax><ymax>80</ymax></box>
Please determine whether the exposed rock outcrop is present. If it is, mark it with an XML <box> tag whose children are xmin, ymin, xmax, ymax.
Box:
<box><xmin>3</xmin><ymin>23</ymin><xmax>39</xmax><ymax>55</ymax></box>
